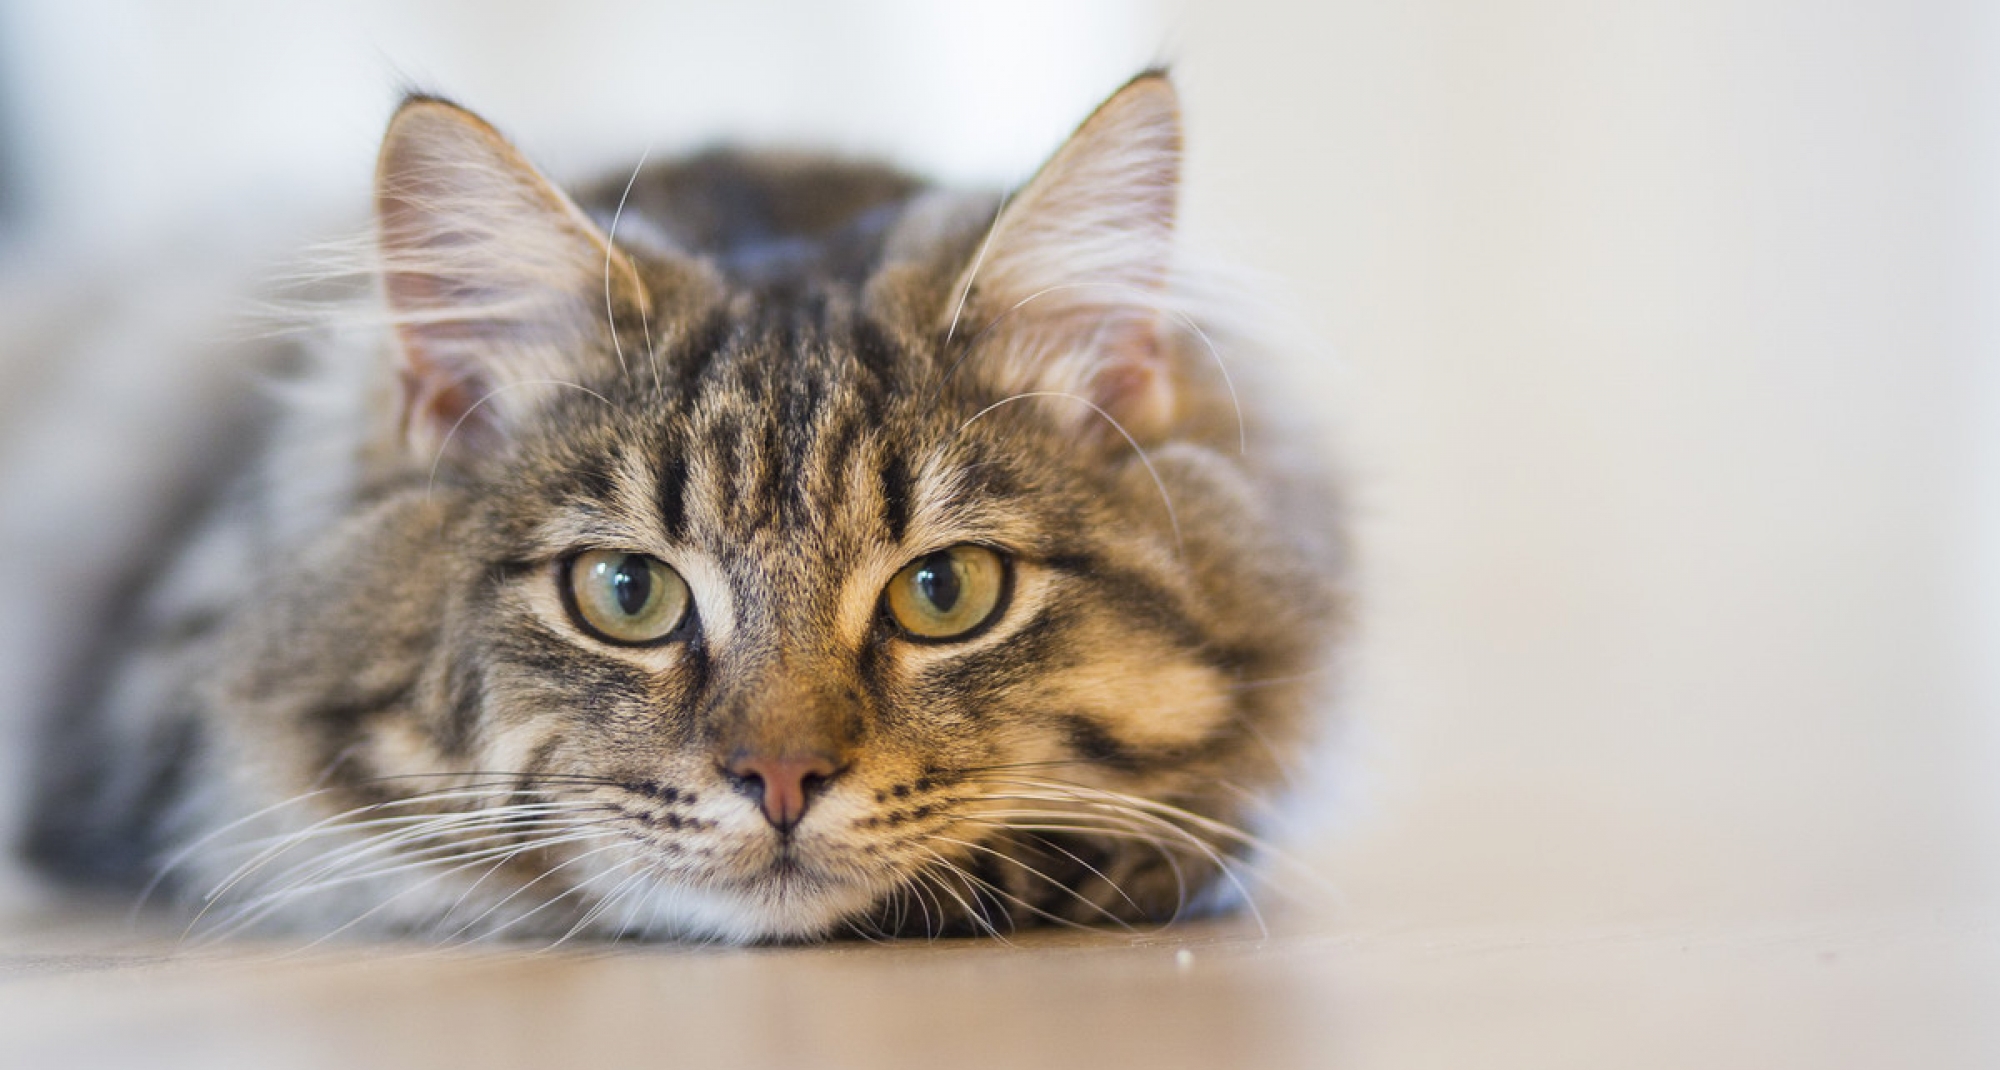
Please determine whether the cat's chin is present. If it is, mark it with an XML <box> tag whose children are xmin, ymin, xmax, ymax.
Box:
<box><xmin>617</xmin><ymin>869</ymin><xmax>889</xmax><ymax>945</ymax></box>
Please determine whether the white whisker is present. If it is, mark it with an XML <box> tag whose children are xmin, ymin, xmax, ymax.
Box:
<box><xmin>924</xmin><ymin>832</ymin><xmax>1137</xmax><ymax>933</ymax></box>
<box><xmin>912</xmin><ymin>857</ymin><xmax>1009</xmax><ymax>944</ymax></box>
<box><xmin>942</xmin><ymin>190</ymin><xmax>1012</xmax><ymax>354</ymax></box>
<box><xmin>544</xmin><ymin>860</ymin><xmax>656</xmax><ymax>950</ymax></box>
<box><xmin>424</xmin><ymin>378</ymin><xmax>613</xmax><ymax>504</ymax></box>
<box><xmin>602</xmin><ymin>148</ymin><xmax>655</xmax><ymax>389</ymax></box>
<box><xmin>196</xmin><ymin>790</ymin><xmax>593</xmax><ymax>907</ymax></box>
<box><xmin>446</xmin><ymin>838</ymin><xmax>640</xmax><ymax>942</ymax></box>
<box><xmin>197</xmin><ymin>822</ymin><xmax>625</xmax><ymax>944</ymax></box>
<box><xmin>951</xmin><ymin>390</ymin><xmax>1184</xmax><ymax>555</ymax></box>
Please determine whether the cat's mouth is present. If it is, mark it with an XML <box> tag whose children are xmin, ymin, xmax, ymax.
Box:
<box><xmin>709</xmin><ymin>838</ymin><xmax>816</xmax><ymax>888</ymax></box>
<box><xmin>676</xmin><ymin>852</ymin><xmax>890</xmax><ymax>941</ymax></box>
<box><xmin>613</xmin><ymin>816</ymin><xmax>864</xmax><ymax>892</ymax></box>
<box><xmin>578</xmin><ymin>779</ymin><xmax>968</xmax><ymax>939</ymax></box>
<box><xmin>760</xmin><ymin>844</ymin><xmax>811</xmax><ymax>880</ymax></box>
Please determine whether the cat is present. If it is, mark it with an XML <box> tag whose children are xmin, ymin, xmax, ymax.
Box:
<box><xmin>7</xmin><ymin>71</ymin><xmax>1347</xmax><ymax>943</ymax></box>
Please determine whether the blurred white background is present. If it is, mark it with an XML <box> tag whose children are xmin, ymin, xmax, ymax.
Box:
<box><xmin>0</xmin><ymin>1</ymin><xmax>1165</xmax><ymax>248</ymax></box>
<box><xmin>0</xmin><ymin>2</ymin><xmax>1995</xmax><ymax>1065</ymax></box>
<box><xmin>0</xmin><ymin>0</ymin><xmax>1995</xmax><ymax>929</ymax></box>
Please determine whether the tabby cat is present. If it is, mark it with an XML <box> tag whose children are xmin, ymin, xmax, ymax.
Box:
<box><xmin>13</xmin><ymin>72</ymin><xmax>1345</xmax><ymax>942</ymax></box>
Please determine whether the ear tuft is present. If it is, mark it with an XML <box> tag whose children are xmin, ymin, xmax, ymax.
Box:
<box><xmin>375</xmin><ymin>98</ymin><xmax>648</xmax><ymax>462</ymax></box>
<box><xmin>945</xmin><ymin>73</ymin><xmax>1185</xmax><ymax>442</ymax></box>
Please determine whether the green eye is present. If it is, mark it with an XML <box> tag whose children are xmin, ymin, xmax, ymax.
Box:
<box><xmin>564</xmin><ymin>550</ymin><xmax>691</xmax><ymax>645</ymax></box>
<box><xmin>884</xmin><ymin>545</ymin><xmax>1009</xmax><ymax>641</ymax></box>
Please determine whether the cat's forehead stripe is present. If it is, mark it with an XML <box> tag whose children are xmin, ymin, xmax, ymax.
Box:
<box><xmin>654</xmin><ymin>453</ymin><xmax>689</xmax><ymax>540</ymax></box>
<box><xmin>877</xmin><ymin>449</ymin><xmax>912</xmax><ymax>544</ymax></box>
<box><xmin>662</xmin><ymin>311</ymin><xmax>732</xmax><ymax>398</ymax></box>
<box><xmin>628</xmin><ymin>310</ymin><xmax>929</xmax><ymax>546</ymax></box>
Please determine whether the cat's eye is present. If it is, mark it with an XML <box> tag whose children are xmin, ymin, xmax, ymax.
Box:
<box><xmin>563</xmin><ymin>550</ymin><xmax>692</xmax><ymax>646</ymax></box>
<box><xmin>884</xmin><ymin>545</ymin><xmax>1009</xmax><ymax>641</ymax></box>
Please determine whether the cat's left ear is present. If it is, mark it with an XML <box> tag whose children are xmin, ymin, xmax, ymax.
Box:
<box><xmin>374</xmin><ymin>96</ymin><xmax>653</xmax><ymax>461</ymax></box>
<box><xmin>943</xmin><ymin>72</ymin><xmax>1184</xmax><ymax>442</ymax></box>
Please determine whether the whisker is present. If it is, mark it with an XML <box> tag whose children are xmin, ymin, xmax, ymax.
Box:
<box><xmin>945</xmin><ymin>820</ymin><xmax>1148</xmax><ymax>918</ymax></box>
<box><xmin>975</xmin><ymin>775</ymin><xmax>1289</xmax><ymax>859</ymax></box>
<box><xmin>198</xmin><ymin>821</ymin><xmax>626</xmax><ymax>944</ymax></box>
<box><xmin>911</xmin><ymin>857</ymin><xmax>1009</xmax><ymax>944</ymax></box>
<box><xmin>941</xmin><ymin>189</ymin><xmax>1012</xmax><ymax>355</ymax></box>
<box><xmin>229</xmin><ymin>809</ymin><xmax>616</xmax><ymax>909</ymax></box>
<box><xmin>426</xmin><ymin>817</ymin><xmax>651</xmax><ymax>937</ymax></box>
<box><xmin>895</xmin><ymin>866</ymin><xmax>943</xmax><ymax>940</ymax></box>
<box><xmin>609</xmin><ymin>862</ymin><xmax>668</xmax><ymax>941</ymax></box>
<box><xmin>189</xmin><ymin>790</ymin><xmax>578</xmax><ymax>924</ymax></box>
<box><xmin>445</xmin><ymin>838</ymin><xmax>641</xmax><ymax>942</ymax></box>
<box><xmin>216</xmin><ymin>801</ymin><xmax>597</xmax><ymax>860</ymax></box>
<box><xmin>965</xmin><ymin>787</ymin><xmax>1282</xmax><ymax>931</ymax></box>
<box><xmin>541</xmin><ymin>858</ymin><xmax>657</xmax><ymax>951</ymax></box>
<box><xmin>296</xmin><ymin>831</ymin><xmax>636</xmax><ymax>952</ymax></box>
<box><xmin>354</xmin><ymin>771</ymin><xmax>639</xmax><ymax>788</ymax></box>
<box><xmin>914</xmin><ymin>844</ymin><xmax>1080</xmax><ymax>934</ymax></box>
<box><xmin>950</xmin><ymin>390</ymin><xmax>1183</xmax><ymax>555</ymax></box>
<box><xmin>950</xmin><ymin>759</ymin><xmax>1100</xmax><ymax>776</ymax></box>
<box><xmin>196</xmin><ymin>791</ymin><xmax>596</xmax><ymax>907</ymax></box>
<box><xmin>134</xmin><ymin>787</ymin><xmax>340</xmax><ymax>921</ymax></box>
<box><xmin>602</xmin><ymin>148</ymin><xmax>654</xmax><ymax>387</ymax></box>
<box><xmin>923</xmin><ymin>832</ymin><xmax>1138</xmax><ymax>933</ymax></box>
<box><xmin>947</xmin><ymin>280</ymin><xmax>1248</xmax><ymax>456</ymax></box>
<box><xmin>425</xmin><ymin>379</ymin><xmax>612</xmax><ymax>505</ymax></box>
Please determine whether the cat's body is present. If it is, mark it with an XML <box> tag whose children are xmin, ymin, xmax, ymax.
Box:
<box><xmin>6</xmin><ymin>75</ymin><xmax>1346</xmax><ymax>942</ymax></box>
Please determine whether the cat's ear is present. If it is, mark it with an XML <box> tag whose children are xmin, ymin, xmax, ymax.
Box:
<box><xmin>945</xmin><ymin>72</ymin><xmax>1183</xmax><ymax>442</ymax></box>
<box><xmin>375</xmin><ymin>96</ymin><xmax>651</xmax><ymax>460</ymax></box>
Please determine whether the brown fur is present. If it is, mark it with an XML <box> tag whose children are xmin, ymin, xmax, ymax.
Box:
<box><xmin>20</xmin><ymin>74</ymin><xmax>1347</xmax><ymax>942</ymax></box>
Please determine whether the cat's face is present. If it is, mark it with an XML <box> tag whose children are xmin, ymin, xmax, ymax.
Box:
<box><xmin>213</xmin><ymin>75</ymin><xmax>1339</xmax><ymax>941</ymax></box>
<box><xmin>442</xmin><ymin>309</ymin><xmax>1269</xmax><ymax>938</ymax></box>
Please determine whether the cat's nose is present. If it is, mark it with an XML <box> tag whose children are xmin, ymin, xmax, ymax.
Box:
<box><xmin>721</xmin><ymin>752</ymin><xmax>842</xmax><ymax>832</ymax></box>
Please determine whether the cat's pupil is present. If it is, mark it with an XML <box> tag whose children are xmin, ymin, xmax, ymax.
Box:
<box><xmin>612</xmin><ymin>556</ymin><xmax>652</xmax><ymax>616</ymax></box>
<box><xmin>917</xmin><ymin>553</ymin><xmax>960</xmax><ymax>612</ymax></box>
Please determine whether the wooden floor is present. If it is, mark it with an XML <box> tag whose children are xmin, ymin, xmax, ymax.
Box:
<box><xmin>3</xmin><ymin>0</ymin><xmax>1998</xmax><ymax>1066</ymax></box>
<box><xmin>4</xmin><ymin>885</ymin><xmax>1995</xmax><ymax>1067</ymax></box>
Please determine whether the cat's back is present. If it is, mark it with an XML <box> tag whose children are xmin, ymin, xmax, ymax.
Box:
<box><xmin>0</xmin><ymin>247</ymin><xmax>293</xmax><ymax>903</ymax></box>
<box><xmin>574</xmin><ymin>150</ymin><xmax>935</xmax><ymax>290</ymax></box>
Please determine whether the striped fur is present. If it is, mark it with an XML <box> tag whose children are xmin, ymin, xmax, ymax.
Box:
<box><xmin>16</xmin><ymin>73</ymin><xmax>1347</xmax><ymax>942</ymax></box>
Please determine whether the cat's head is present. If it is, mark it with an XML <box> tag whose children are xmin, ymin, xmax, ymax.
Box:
<box><xmin>225</xmin><ymin>74</ymin><xmax>1340</xmax><ymax>941</ymax></box>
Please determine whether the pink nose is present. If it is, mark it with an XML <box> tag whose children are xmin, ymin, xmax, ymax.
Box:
<box><xmin>723</xmin><ymin>753</ymin><xmax>840</xmax><ymax>832</ymax></box>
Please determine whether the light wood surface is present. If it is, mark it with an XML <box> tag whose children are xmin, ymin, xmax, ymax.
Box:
<box><xmin>4</xmin><ymin>899</ymin><xmax>1995</xmax><ymax>1068</ymax></box>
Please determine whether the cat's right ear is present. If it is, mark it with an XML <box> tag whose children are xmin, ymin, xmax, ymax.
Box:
<box><xmin>374</xmin><ymin>97</ymin><xmax>651</xmax><ymax>462</ymax></box>
<box><xmin>927</xmin><ymin>73</ymin><xmax>1187</xmax><ymax>446</ymax></box>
